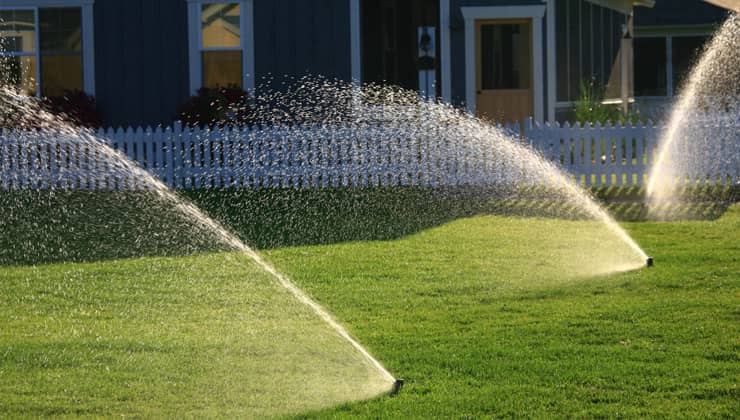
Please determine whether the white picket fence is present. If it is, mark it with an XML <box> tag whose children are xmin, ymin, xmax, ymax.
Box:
<box><xmin>0</xmin><ymin>119</ymin><xmax>737</xmax><ymax>190</ymax></box>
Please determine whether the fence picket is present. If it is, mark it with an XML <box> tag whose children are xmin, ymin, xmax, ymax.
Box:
<box><xmin>2</xmin><ymin>120</ymin><xmax>736</xmax><ymax>191</ymax></box>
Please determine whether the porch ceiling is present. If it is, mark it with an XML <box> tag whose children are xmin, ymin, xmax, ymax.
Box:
<box><xmin>585</xmin><ymin>0</ymin><xmax>655</xmax><ymax>15</ymax></box>
<box><xmin>702</xmin><ymin>0</ymin><xmax>740</xmax><ymax>12</ymax></box>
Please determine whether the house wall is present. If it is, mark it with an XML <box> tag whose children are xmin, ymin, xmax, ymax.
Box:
<box><xmin>94</xmin><ymin>0</ymin><xmax>190</xmax><ymax>128</ymax></box>
<box><xmin>93</xmin><ymin>0</ymin><xmax>351</xmax><ymax>128</ymax></box>
<box><xmin>253</xmin><ymin>0</ymin><xmax>351</xmax><ymax>85</ymax></box>
<box><xmin>89</xmin><ymin>0</ymin><xmax>634</xmax><ymax>127</ymax></box>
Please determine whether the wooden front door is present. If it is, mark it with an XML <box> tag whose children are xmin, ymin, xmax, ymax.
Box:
<box><xmin>475</xmin><ymin>19</ymin><xmax>533</xmax><ymax>124</ymax></box>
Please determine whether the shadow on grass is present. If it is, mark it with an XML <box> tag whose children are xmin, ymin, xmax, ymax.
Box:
<box><xmin>0</xmin><ymin>188</ymin><xmax>494</xmax><ymax>266</ymax></box>
<box><xmin>0</xmin><ymin>190</ymin><xmax>232</xmax><ymax>266</ymax></box>
<box><xmin>1</xmin><ymin>185</ymin><xmax>737</xmax><ymax>266</ymax></box>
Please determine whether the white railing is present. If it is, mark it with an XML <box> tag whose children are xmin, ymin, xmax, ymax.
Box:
<box><xmin>0</xmin><ymin>119</ymin><xmax>737</xmax><ymax>190</ymax></box>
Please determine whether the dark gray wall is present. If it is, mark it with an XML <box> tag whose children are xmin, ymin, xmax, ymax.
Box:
<box><xmin>94</xmin><ymin>0</ymin><xmax>190</xmax><ymax>128</ymax></box>
<box><xmin>93</xmin><ymin>0</ymin><xmax>351</xmax><ymax>127</ymax></box>
<box><xmin>254</xmin><ymin>0</ymin><xmax>351</xmax><ymax>87</ymax></box>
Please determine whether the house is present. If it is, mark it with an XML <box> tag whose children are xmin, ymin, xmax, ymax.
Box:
<box><xmin>0</xmin><ymin>0</ymin><xmax>654</xmax><ymax>127</ymax></box>
<box><xmin>633</xmin><ymin>0</ymin><xmax>733</xmax><ymax>117</ymax></box>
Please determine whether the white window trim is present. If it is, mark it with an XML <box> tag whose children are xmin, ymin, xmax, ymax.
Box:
<box><xmin>186</xmin><ymin>0</ymin><xmax>254</xmax><ymax>95</ymax></box>
<box><xmin>0</xmin><ymin>0</ymin><xmax>95</xmax><ymax>96</ymax></box>
<box><xmin>349</xmin><ymin>0</ymin><xmax>451</xmax><ymax>101</ymax></box>
<box><xmin>461</xmin><ymin>5</ymin><xmax>546</xmax><ymax>123</ymax></box>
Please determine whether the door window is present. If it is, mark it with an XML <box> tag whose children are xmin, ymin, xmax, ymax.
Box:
<box><xmin>480</xmin><ymin>22</ymin><xmax>531</xmax><ymax>90</ymax></box>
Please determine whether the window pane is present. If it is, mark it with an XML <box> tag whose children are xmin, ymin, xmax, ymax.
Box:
<box><xmin>39</xmin><ymin>8</ymin><xmax>82</xmax><ymax>52</ymax></box>
<box><xmin>41</xmin><ymin>54</ymin><xmax>83</xmax><ymax>96</ymax></box>
<box><xmin>201</xmin><ymin>3</ymin><xmax>241</xmax><ymax>48</ymax></box>
<box><xmin>0</xmin><ymin>55</ymin><xmax>37</xmax><ymax>95</ymax></box>
<box><xmin>202</xmin><ymin>50</ymin><xmax>242</xmax><ymax>88</ymax></box>
<box><xmin>672</xmin><ymin>36</ymin><xmax>707</xmax><ymax>94</ymax></box>
<box><xmin>634</xmin><ymin>37</ymin><xmax>667</xmax><ymax>96</ymax></box>
<box><xmin>0</xmin><ymin>10</ymin><xmax>36</xmax><ymax>53</ymax></box>
<box><xmin>480</xmin><ymin>23</ymin><xmax>531</xmax><ymax>90</ymax></box>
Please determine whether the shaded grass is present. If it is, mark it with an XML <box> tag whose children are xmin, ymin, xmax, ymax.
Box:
<box><xmin>1</xmin><ymin>186</ymin><xmax>735</xmax><ymax>265</ymax></box>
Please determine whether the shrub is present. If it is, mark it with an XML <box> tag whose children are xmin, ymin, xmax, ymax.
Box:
<box><xmin>177</xmin><ymin>86</ymin><xmax>251</xmax><ymax>128</ymax></box>
<box><xmin>41</xmin><ymin>90</ymin><xmax>103</xmax><ymax>129</ymax></box>
<box><xmin>0</xmin><ymin>88</ymin><xmax>101</xmax><ymax>129</ymax></box>
<box><xmin>573</xmin><ymin>80</ymin><xmax>642</xmax><ymax>125</ymax></box>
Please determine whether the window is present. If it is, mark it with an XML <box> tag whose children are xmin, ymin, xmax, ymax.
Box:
<box><xmin>480</xmin><ymin>22</ymin><xmax>531</xmax><ymax>90</ymax></box>
<box><xmin>633</xmin><ymin>34</ymin><xmax>709</xmax><ymax>98</ymax></box>
<box><xmin>0</xmin><ymin>9</ymin><xmax>38</xmax><ymax>96</ymax></box>
<box><xmin>360</xmin><ymin>0</ymin><xmax>440</xmax><ymax>97</ymax></box>
<box><xmin>187</xmin><ymin>0</ymin><xmax>254</xmax><ymax>94</ymax></box>
<box><xmin>0</xmin><ymin>3</ymin><xmax>91</xmax><ymax>97</ymax></box>
<box><xmin>634</xmin><ymin>37</ymin><xmax>666</xmax><ymax>96</ymax></box>
<box><xmin>672</xmin><ymin>36</ymin><xmax>706</xmax><ymax>94</ymax></box>
<box><xmin>201</xmin><ymin>3</ymin><xmax>241</xmax><ymax>88</ymax></box>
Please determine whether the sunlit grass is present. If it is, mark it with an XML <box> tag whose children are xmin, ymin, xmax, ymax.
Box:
<box><xmin>0</xmin><ymin>253</ymin><xmax>391</xmax><ymax>418</ymax></box>
<box><xmin>265</xmin><ymin>205</ymin><xmax>740</xmax><ymax>418</ymax></box>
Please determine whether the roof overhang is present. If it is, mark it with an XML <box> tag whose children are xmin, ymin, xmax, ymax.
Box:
<box><xmin>586</xmin><ymin>0</ymin><xmax>655</xmax><ymax>15</ymax></box>
<box><xmin>703</xmin><ymin>0</ymin><xmax>740</xmax><ymax>12</ymax></box>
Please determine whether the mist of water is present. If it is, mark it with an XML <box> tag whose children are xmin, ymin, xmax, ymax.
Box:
<box><xmin>0</xmin><ymin>86</ymin><xmax>396</xmax><ymax>406</ymax></box>
<box><xmin>240</xmin><ymin>78</ymin><xmax>649</xmax><ymax>268</ymax></box>
<box><xmin>1</xmin><ymin>71</ymin><xmax>653</xmax><ymax>414</ymax></box>
<box><xmin>647</xmin><ymin>13</ymin><xmax>740</xmax><ymax>206</ymax></box>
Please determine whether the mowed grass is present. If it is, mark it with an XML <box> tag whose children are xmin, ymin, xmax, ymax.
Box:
<box><xmin>264</xmin><ymin>204</ymin><xmax>740</xmax><ymax>418</ymax></box>
<box><xmin>0</xmin><ymin>190</ymin><xmax>738</xmax><ymax>417</ymax></box>
<box><xmin>0</xmin><ymin>253</ymin><xmax>391</xmax><ymax>418</ymax></box>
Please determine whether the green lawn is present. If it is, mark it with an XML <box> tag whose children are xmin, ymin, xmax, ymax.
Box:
<box><xmin>0</xmin><ymin>253</ymin><xmax>391</xmax><ymax>418</ymax></box>
<box><xmin>0</xmin><ymin>190</ymin><xmax>738</xmax><ymax>417</ymax></box>
<box><xmin>264</xmin><ymin>205</ymin><xmax>740</xmax><ymax>418</ymax></box>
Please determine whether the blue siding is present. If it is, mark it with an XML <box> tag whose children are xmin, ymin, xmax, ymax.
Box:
<box><xmin>87</xmin><ymin>0</ymin><xmax>641</xmax><ymax>126</ymax></box>
<box><xmin>253</xmin><ymin>0</ymin><xmax>351</xmax><ymax>86</ymax></box>
<box><xmin>94</xmin><ymin>0</ymin><xmax>190</xmax><ymax>127</ymax></box>
<box><xmin>91</xmin><ymin>0</ymin><xmax>350</xmax><ymax>127</ymax></box>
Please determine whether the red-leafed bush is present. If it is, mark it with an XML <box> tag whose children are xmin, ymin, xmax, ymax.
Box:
<box><xmin>177</xmin><ymin>85</ymin><xmax>251</xmax><ymax>128</ymax></box>
<box><xmin>42</xmin><ymin>90</ymin><xmax>103</xmax><ymax>128</ymax></box>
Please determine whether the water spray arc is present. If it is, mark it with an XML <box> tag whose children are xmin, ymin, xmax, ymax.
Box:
<box><xmin>646</xmin><ymin>13</ymin><xmax>739</xmax><ymax>207</ymax></box>
<box><xmin>94</xmin><ymin>141</ymin><xmax>397</xmax><ymax>388</ymax></box>
<box><xmin>0</xmin><ymin>86</ymin><xmax>397</xmax><ymax>393</ymax></box>
<box><xmin>1</xmin><ymin>72</ymin><xmax>657</xmax><ymax>411</ymax></box>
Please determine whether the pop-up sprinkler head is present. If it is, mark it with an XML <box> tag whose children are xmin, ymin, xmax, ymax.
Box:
<box><xmin>646</xmin><ymin>257</ymin><xmax>654</xmax><ymax>267</ymax></box>
<box><xmin>389</xmin><ymin>379</ymin><xmax>404</xmax><ymax>396</ymax></box>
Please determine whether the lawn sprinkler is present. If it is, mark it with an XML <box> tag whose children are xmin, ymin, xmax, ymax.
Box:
<box><xmin>389</xmin><ymin>379</ymin><xmax>404</xmax><ymax>396</ymax></box>
<box><xmin>646</xmin><ymin>257</ymin><xmax>654</xmax><ymax>267</ymax></box>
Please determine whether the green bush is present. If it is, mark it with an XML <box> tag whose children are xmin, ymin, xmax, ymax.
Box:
<box><xmin>573</xmin><ymin>80</ymin><xmax>642</xmax><ymax>125</ymax></box>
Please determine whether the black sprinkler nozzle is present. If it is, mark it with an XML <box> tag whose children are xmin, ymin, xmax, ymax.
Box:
<box><xmin>389</xmin><ymin>379</ymin><xmax>404</xmax><ymax>396</ymax></box>
<box><xmin>646</xmin><ymin>257</ymin><xmax>654</xmax><ymax>267</ymax></box>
